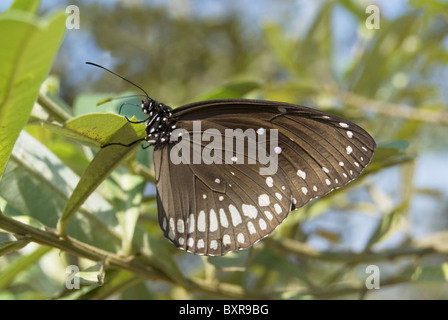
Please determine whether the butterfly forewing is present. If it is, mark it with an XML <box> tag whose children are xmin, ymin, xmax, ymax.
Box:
<box><xmin>154</xmin><ymin>99</ymin><xmax>376</xmax><ymax>256</ymax></box>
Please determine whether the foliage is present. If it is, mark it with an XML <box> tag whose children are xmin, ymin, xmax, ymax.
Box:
<box><xmin>1</xmin><ymin>0</ymin><xmax>448</xmax><ymax>300</ymax></box>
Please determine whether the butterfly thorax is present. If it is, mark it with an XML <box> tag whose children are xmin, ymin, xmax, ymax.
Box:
<box><xmin>142</xmin><ymin>98</ymin><xmax>177</xmax><ymax>145</ymax></box>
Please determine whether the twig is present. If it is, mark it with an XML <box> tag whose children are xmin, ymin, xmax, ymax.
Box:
<box><xmin>268</xmin><ymin>237</ymin><xmax>440</xmax><ymax>263</ymax></box>
<box><xmin>340</xmin><ymin>91</ymin><xmax>448</xmax><ymax>125</ymax></box>
<box><xmin>0</xmin><ymin>212</ymin><xmax>269</xmax><ymax>299</ymax></box>
<box><xmin>37</xmin><ymin>91</ymin><xmax>72</xmax><ymax>123</ymax></box>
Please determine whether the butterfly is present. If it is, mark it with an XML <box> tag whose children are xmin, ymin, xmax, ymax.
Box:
<box><xmin>87</xmin><ymin>62</ymin><xmax>376</xmax><ymax>256</ymax></box>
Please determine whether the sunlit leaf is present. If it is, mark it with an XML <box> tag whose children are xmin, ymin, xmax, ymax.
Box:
<box><xmin>0</xmin><ymin>9</ymin><xmax>65</xmax><ymax>182</ymax></box>
<box><xmin>0</xmin><ymin>131</ymin><xmax>122</xmax><ymax>251</ymax></box>
<box><xmin>0</xmin><ymin>239</ymin><xmax>30</xmax><ymax>257</ymax></box>
<box><xmin>57</xmin><ymin>114</ymin><xmax>146</xmax><ymax>236</ymax></box>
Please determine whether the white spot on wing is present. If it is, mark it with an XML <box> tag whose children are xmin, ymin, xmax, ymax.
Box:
<box><xmin>209</xmin><ymin>209</ymin><xmax>218</xmax><ymax>232</ymax></box>
<box><xmin>223</xmin><ymin>234</ymin><xmax>231</xmax><ymax>246</ymax></box>
<box><xmin>177</xmin><ymin>219</ymin><xmax>185</xmax><ymax>233</ymax></box>
<box><xmin>278</xmin><ymin>107</ymin><xmax>287</xmax><ymax>113</ymax></box>
<box><xmin>266</xmin><ymin>177</ymin><xmax>274</xmax><ymax>188</ymax></box>
<box><xmin>188</xmin><ymin>214</ymin><xmax>195</xmax><ymax>233</ymax></box>
<box><xmin>237</xmin><ymin>233</ymin><xmax>245</xmax><ymax>243</ymax></box>
<box><xmin>274</xmin><ymin>204</ymin><xmax>282</xmax><ymax>214</ymax></box>
<box><xmin>258</xmin><ymin>194</ymin><xmax>270</xmax><ymax>207</ymax></box>
<box><xmin>301</xmin><ymin>187</ymin><xmax>308</xmax><ymax>195</ymax></box>
<box><xmin>242</xmin><ymin>204</ymin><xmax>258</xmax><ymax>219</ymax></box>
<box><xmin>198</xmin><ymin>211</ymin><xmax>206</xmax><ymax>232</ymax></box>
<box><xmin>168</xmin><ymin>218</ymin><xmax>175</xmax><ymax>240</ymax></box>
<box><xmin>229</xmin><ymin>205</ymin><xmax>242</xmax><ymax>226</ymax></box>
<box><xmin>259</xmin><ymin>219</ymin><xmax>267</xmax><ymax>230</ymax></box>
<box><xmin>264</xmin><ymin>211</ymin><xmax>273</xmax><ymax>220</ymax></box>
<box><xmin>297</xmin><ymin>170</ymin><xmax>306</xmax><ymax>179</ymax></box>
<box><xmin>346</xmin><ymin>146</ymin><xmax>353</xmax><ymax>155</ymax></box>
<box><xmin>247</xmin><ymin>221</ymin><xmax>256</xmax><ymax>235</ymax></box>
<box><xmin>219</xmin><ymin>208</ymin><xmax>229</xmax><ymax>228</ymax></box>
<box><xmin>339</xmin><ymin>122</ymin><xmax>349</xmax><ymax>128</ymax></box>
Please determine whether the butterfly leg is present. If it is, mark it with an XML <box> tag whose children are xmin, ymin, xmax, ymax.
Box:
<box><xmin>118</xmin><ymin>102</ymin><xmax>141</xmax><ymax>115</ymax></box>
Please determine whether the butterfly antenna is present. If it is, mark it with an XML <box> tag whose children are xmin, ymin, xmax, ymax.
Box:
<box><xmin>86</xmin><ymin>62</ymin><xmax>150</xmax><ymax>98</ymax></box>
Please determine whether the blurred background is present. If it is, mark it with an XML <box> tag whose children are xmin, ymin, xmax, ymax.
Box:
<box><xmin>1</xmin><ymin>0</ymin><xmax>448</xmax><ymax>299</ymax></box>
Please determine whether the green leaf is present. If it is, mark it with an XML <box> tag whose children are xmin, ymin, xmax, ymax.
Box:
<box><xmin>76</xmin><ymin>259</ymin><xmax>107</xmax><ymax>286</ymax></box>
<box><xmin>0</xmin><ymin>131</ymin><xmax>122</xmax><ymax>251</ymax></box>
<box><xmin>364</xmin><ymin>209</ymin><xmax>403</xmax><ymax>249</ymax></box>
<box><xmin>138</xmin><ymin>232</ymin><xmax>185</xmax><ymax>285</ymax></box>
<box><xmin>337</xmin><ymin>0</ymin><xmax>366</xmax><ymax>21</ymax></box>
<box><xmin>104</xmin><ymin>172</ymin><xmax>145</xmax><ymax>255</ymax></box>
<box><xmin>59</xmin><ymin>269</ymin><xmax>142</xmax><ymax>300</ymax></box>
<box><xmin>408</xmin><ymin>263</ymin><xmax>448</xmax><ymax>282</ymax></box>
<box><xmin>0</xmin><ymin>239</ymin><xmax>30</xmax><ymax>256</ymax></box>
<box><xmin>0</xmin><ymin>245</ymin><xmax>51</xmax><ymax>290</ymax></box>
<box><xmin>10</xmin><ymin>0</ymin><xmax>41</xmax><ymax>14</ymax></box>
<box><xmin>348</xmin><ymin>14</ymin><xmax>418</xmax><ymax>96</ymax></box>
<box><xmin>44</xmin><ymin>113</ymin><xmax>146</xmax><ymax>148</ymax></box>
<box><xmin>0</xmin><ymin>9</ymin><xmax>65</xmax><ymax>182</ymax></box>
<box><xmin>366</xmin><ymin>141</ymin><xmax>415</xmax><ymax>173</ymax></box>
<box><xmin>263</xmin><ymin>23</ymin><xmax>299</xmax><ymax>76</ymax></box>
<box><xmin>207</xmin><ymin>249</ymin><xmax>250</xmax><ymax>271</ymax></box>
<box><xmin>57</xmin><ymin>114</ymin><xmax>146</xmax><ymax>235</ymax></box>
<box><xmin>252</xmin><ymin>249</ymin><xmax>312</xmax><ymax>285</ymax></box>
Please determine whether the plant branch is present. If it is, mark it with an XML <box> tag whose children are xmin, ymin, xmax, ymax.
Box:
<box><xmin>268</xmin><ymin>237</ymin><xmax>443</xmax><ymax>263</ymax></box>
<box><xmin>37</xmin><ymin>91</ymin><xmax>72</xmax><ymax>123</ymax></box>
<box><xmin>340</xmin><ymin>91</ymin><xmax>448</xmax><ymax>125</ymax></box>
<box><xmin>0</xmin><ymin>211</ymin><xmax>269</xmax><ymax>299</ymax></box>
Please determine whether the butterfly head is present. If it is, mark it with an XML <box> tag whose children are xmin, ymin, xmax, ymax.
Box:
<box><xmin>141</xmin><ymin>98</ymin><xmax>172</xmax><ymax>115</ymax></box>
<box><xmin>142</xmin><ymin>99</ymin><xmax>176</xmax><ymax>146</ymax></box>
